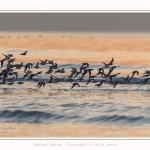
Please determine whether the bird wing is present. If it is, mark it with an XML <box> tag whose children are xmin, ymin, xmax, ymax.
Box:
<box><xmin>34</xmin><ymin>62</ymin><xmax>38</xmax><ymax>67</ymax></box>
<box><xmin>86</xmin><ymin>79</ymin><xmax>91</xmax><ymax>85</ymax></box>
<box><xmin>101</xmin><ymin>80</ymin><xmax>106</xmax><ymax>85</ymax></box>
<box><xmin>43</xmin><ymin>82</ymin><xmax>46</xmax><ymax>87</ymax></box>
<box><xmin>101</xmin><ymin>62</ymin><xmax>106</xmax><ymax>65</ymax></box>
<box><xmin>39</xmin><ymin>59</ymin><xmax>43</xmax><ymax>63</ymax></box>
<box><xmin>51</xmin><ymin>61</ymin><xmax>54</xmax><ymax>65</ymax></box>
<box><xmin>30</xmin><ymin>63</ymin><xmax>33</xmax><ymax>68</ymax></box>
<box><xmin>22</xmin><ymin>51</ymin><xmax>27</xmax><ymax>55</ymax></box>
<box><xmin>95</xmin><ymin>83</ymin><xmax>100</xmax><ymax>87</ymax></box>
<box><xmin>71</xmin><ymin>84</ymin><xmax>75</xmax><ymax>89</ymax></box>
<box><xmin>146</xmin><ymin>78</ymin><xmax>150</xmax><ymax>84</ymax></box>
<box><xmin>24</xmin><ymin>66</ymin><xmax>27</xmax><ymax>73</ymax></box>
<box><xmin>37</xmin><ymin>82</ymin><xmax>40</xmax><ymax>87</ymax></box>
<box><xmin>88</xmin><ymin>71</ymin><xmax>91</xmax><ymax>78</ymax></box>
<box><xmin>50</xmin><ymin>75</ymin><xmax>53</xmax><ymax>82</ymax></box>
<box><xmin>131</xmin><ymin>72</ymin><xmax>134</xmax><ymax>78</ymax></box>
<box><xmin>45</xmin><ymin>59</ymin><xmax>47</xmax><ymax>63</ymax></box>
<box><xmin>20</xmin><ymin>52</ymin><xmax>24</xmax><ymax>55</ymax></box>
<box><xmin>2</xmin><ymin>54</ymin><xmax>8</xmax><ymax>58</ymax></box>
<box><xmin>101</xmin><ymin>68</ymin><xmax>104</xmax><ymax>72</ymax></box>
<box><xmin>109</xmin><ymin>77</ymin><xmax>112</xmax><ymax>82</ymax></box>
<box><xmin>109</xmin><ymin>57</ymin><xmax>114</xmax><ymax>64</ymax></box>
<box><xmin>20</xmin><ymin>62</ymin><xmax>23</xmax><ymax>66</ymax></box>
<box><xmin>1</xmin><ymin>60</ymin><xmax>4</xmax><ymax>68</ymax></box>
<box><xmin>126</xmin><ymin>75</ymin><xmax>129</xmax><ymax>80</ymax></box>
<box><xmin>112</xmin><ymin>72</ymin><xmax>120</xmax><ymax>77</ymax></box>
<box><xmin>15</xmin><ymin>72</ymin><xmax>18</xmax><ymax>79</ymax></box>
<box><xmin>74</xmin><ymin>72</ymin><xmax>79</xmax><ymax>78</ymax></box>
<box><xmin>113</xmin><ymin>82</ymin><xmax>118</xmax><ymax>88</ymax></box>
<box><xmin>39</xmin><ymin>83</ymin><xmax>42</xmax><ymax>88</ymax></box>
<box><xmin>107</xmin><ymin>68</ymin><xmax>112</xmax><ymax>76</ymax></box>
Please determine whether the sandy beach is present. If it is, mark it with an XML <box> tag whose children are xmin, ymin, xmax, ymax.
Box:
<box><xmin>0</xmin><ymin>122</ymin><xmax>150</xmax><ymax>137</ymax></box>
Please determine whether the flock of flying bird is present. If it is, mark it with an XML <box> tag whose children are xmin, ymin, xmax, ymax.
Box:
<box><xmin>0</xmin><ymin>50</ymin><xmax>150</xmax><ymax>89</ymax></box>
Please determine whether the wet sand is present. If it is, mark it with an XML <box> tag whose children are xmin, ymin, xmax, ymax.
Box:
<box><xmin>0</xmin><ymin>122</ymin><xmax>150</xmax><ymax>137</ymax></box>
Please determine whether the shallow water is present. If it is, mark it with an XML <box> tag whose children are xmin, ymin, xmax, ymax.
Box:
<box><xmin>0</xmin><ymin>82</ymin><xmax>150</xmax><ymax>127</ymax></box>
<box><xmin>0</xmin><ymin>32</ymin><xmax>150</xmax><ymax>137</ymax></box>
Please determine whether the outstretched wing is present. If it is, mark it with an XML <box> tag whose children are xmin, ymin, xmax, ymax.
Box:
<box><xmin>24</xmin><ymin>66</ymin><xmax>27</xmax><ymax>73</ymax></box>
<box><xmin>77</xmin><ymin>83</ymin><xmax>80</xmax><ymax>87</ymax></box>
<box><xmin>113</xmin><ymin>81</ymin><xmax>118</xmax><ymax>88</ymax></box>
<box><xmin>86</xmin><ymin>79</ymin><xmax>91</xmax><ymax>85</ymax></box>
<box><xmin>109</xmin><ymin>57</ymin><xmax>114</xmax><ymax>64</ymax></box>
<box><xmin>20</xmin><ymin>62</ymin><xmax>24</xmax><ymax>67</ymax></box>
<box><xmin>45</xmin><ymin>59</ymin><xmax>47</xmax><ymax>63</ymax></box>
<box><xmin>126</xmin><ymin>75</ymin><xmax>129</xmax><ymax>80</ymax></box>
<box><xmin>39</xmin><ymin>59</ymin><xmax>43</xmax><ymax>63</ymax></box>
<box><xmin>71</xmin><ymin>83</ymin><xmax>75</xmax><ymax>89</ymax></box>
<box><xmin>101</xmin><ymin>62</ymin><xmax>106</xmax><ymax>65</ymax></box>
<box><xmin>88</xmin><ymin>70</ymin><xmax>92</xmax><ymax>78</ymax></box>
<box><xmin>35</xmin><ymin>62</ymin><xmax>39</xmax><ymax>67</ymax></box>
<box><xmin>107</xmin><ymin>68</ymin><xmax>112</xmax><ymax>76</ymax></box>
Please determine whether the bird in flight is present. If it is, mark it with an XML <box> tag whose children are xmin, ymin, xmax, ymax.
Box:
<box><xmin>20</xmin><ymin>51</ymin><xmax>27</xmax><ymax>55</ymax></box>
<box><xmin>71</xmin><ymin>82</ymin><xmax>80</xmax><ymax>89</ymax></box>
